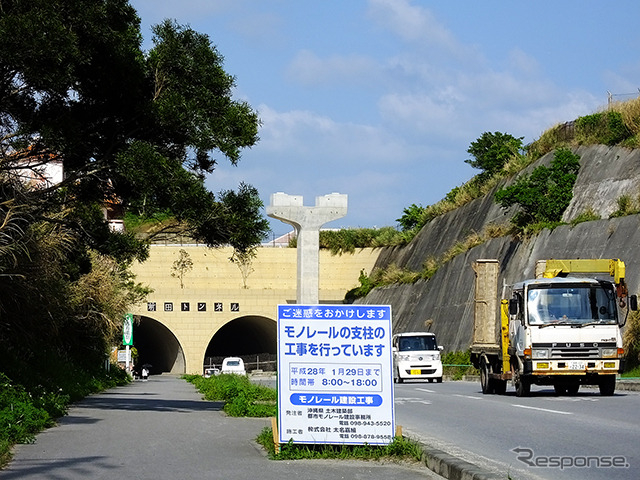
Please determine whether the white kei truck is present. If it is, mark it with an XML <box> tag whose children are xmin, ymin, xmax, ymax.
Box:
<box><xmin>470</xmin><ymin>259</ymin><xmax>636</xmax><ymax>396</ymax></box>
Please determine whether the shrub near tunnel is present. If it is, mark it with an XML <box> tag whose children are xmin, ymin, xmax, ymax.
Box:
<box><xmin>184</xmin><ymin>374</ymin><xmax>277</xmax><ymax>417</ymax></box>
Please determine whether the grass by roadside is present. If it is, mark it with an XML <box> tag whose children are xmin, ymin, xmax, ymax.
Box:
<box><xmin>183</xmin><ymin>373</ymin><xmax>277</xmax><ymax>417</ymax></box>
<box><xmin>184</xmin><ymin>373</ymin><xmax>427</xmax><ymax>463</ymax></box>
<box><xmin>443</xmin><ymin>351</ymin><xmax>478</xmax><ymax>379</ymax></box>
<box><xmin>621</xmin><ymin>365</ymin><xmax>640</xmax><ymax>378</ymax></box>
<box><xmin>256</xmin><ymin>426</ymin><xmax>424</xmax><ymax>462</ymax></box>
<box><xmin>0</xmin><ymin>365</ymin><xmax>131</xmax><ymax>469</ymax></box>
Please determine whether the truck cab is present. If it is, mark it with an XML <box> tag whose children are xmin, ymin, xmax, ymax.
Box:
<box><xmin>392</xmin><ymin>332</ymin><xmax>443</xmax><ymax>383</ymax></box>
<box><xmin>508</xmin><ymin>276</ymin><xmax>626</xmax><ymax>395</ymax></box>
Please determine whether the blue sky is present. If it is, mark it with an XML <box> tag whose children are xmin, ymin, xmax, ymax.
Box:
<box><xmin>130</xmin><ymin>0</ymin><xmax>640</xmax><ymax>239</ymax></box>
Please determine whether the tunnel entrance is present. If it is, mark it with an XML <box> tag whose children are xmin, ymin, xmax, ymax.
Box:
<box><xmin>205</xmin><ymin>315</ymin><xmax>277</xmax><ymax>372</ymax></box>
<box><xmin>133</xmin><ymin>316</ymin><xmax>185</xmax><ymax>375</ymax></box>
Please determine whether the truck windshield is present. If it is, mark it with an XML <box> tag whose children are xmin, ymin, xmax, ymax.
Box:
<box><xmin>527</xmin><ymin>283</ymin><xmax>617</xmax><ymax>326</ymax></box>
<box><xmin>398</xmin><ymin>336</ymin><xmax>438</xmax><ymax>351</ymax></box>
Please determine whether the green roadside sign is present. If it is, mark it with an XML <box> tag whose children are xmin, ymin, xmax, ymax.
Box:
<box><xmin>123</xmin><ymin>313</ymin><xmax>133</xmax><ymax>346</ymax></box>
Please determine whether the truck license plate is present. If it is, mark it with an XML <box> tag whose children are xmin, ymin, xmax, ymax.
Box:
<box><xmin>569</xmin><ymin>361</ymin><xmax>585</xmax><ymax>370</ymax></box>
<box><xmin>410</xmin><ymin>369</ymin><xmax>421</xmax><ymax>375</ymax></box>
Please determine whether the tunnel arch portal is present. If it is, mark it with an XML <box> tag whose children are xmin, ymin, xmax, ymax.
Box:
<box><xmin>205</xmin><ymin>315</ymin><xmax>276</xmax><ymax>371</ymax></box>
<box><xmin>133</xmin><ymin>316</ymin><xmax>186</xmax><ymax>375</ymax></box>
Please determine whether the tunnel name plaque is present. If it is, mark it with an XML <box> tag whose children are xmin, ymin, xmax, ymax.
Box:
<box><xmin>277</xmin><ymin>304</ymin><xmax>394</xmax><ymax>445</ymax></box>
<box><xmin>146</xmin><ymin>301</ymin><xmax>238</xmax><ymax>312</ymax></box>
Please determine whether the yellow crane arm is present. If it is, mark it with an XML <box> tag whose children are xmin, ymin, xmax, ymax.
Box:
<box><xmin>542</xmin><ymin>258</ymin><xmax>627</xmax><ymax>297</ymax></box>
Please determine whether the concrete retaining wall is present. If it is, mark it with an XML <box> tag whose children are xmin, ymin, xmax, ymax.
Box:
<box><xmin>360</xmin><ymin>146</ymin><xmax>640</xmax><ymax>352</ymax></box>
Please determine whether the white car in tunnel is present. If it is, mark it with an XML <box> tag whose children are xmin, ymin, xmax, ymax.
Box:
<box><xmin>221</xmin><ymin>357</ymin><xmax>246</xmax><ymax>375</ymax></box>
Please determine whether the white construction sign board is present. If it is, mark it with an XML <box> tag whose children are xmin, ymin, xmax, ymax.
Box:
<box><xmin>117</xmin><ymin>349</ymin><xmax>131</xmax><ymax>363</ymax></box>
<box><xmin>277</xmin><ymin>304</ymin><xmax>394</xmax><ymax>445</ymax></box>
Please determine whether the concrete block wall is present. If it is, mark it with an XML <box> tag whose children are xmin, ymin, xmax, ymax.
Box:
<box><xmin>129</xmin><ymin>245</ymin><xmax>380</xmax><ymax>373</ymax></box>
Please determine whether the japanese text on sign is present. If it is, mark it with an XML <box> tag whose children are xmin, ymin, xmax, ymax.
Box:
<box><xmin>277</xmin><ymin>304</ymin><xmax>394</xmax><ymax>446</ymax></box>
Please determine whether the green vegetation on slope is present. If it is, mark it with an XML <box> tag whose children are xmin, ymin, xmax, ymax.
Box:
<box><xmin>529</xmin><ymin>98</ymin><xmax>640</xmax><ymax>158</ymax></box>
<box><xmin>623</xmin><ymin>310</ymin><xmax>640</xmax><ymax>372</ymax></box>
<box><xmin>339</xmin><ymin>98</ymin><xmax>640</xmax><ymax>297</ymax></box>
<box><xmin>495</xmin><ymin>148</ymin><xmax>581</xmax><ymax>233</ymax></box>
<box><xmin>345</xmin><ymin>223</ymin><xmax>510</xmax><ymax>301</ymax></box>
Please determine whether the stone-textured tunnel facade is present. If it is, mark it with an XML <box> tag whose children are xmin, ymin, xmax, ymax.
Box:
<box><xmin>129</xmin><ymin>245</ymin><xmax>379</xmax><ymax>374</ymax></box>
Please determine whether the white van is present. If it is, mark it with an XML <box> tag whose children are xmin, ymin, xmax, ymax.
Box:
<box><xmin>221</xmin><ymin>357</ymin><xmax>246</xmax><ymax>375</ymax></box>
<box><xmin>392</xmin><ymin>332</ymin><xmax>443</xmax><ymax>383</ymax></box>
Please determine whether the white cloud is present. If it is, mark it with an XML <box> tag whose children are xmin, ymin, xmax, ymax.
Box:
<box><xmin>367</xmin><ymin>0</ymin><xmax>452</xmax><ymax>46</ymax></box>
<box><xmin>136</xmin><ymin>0</ymin><xmax>637</xmax><ymax>230</ymax></box>
<box><xmin>507</xmin><ymin>48</ymin><xmax>541</xmax><ymax>77</ymax></box>
<box><xmin>286</xmin><ymin>50</ymin><xmax>379</xmax><ymax>87</ymax></box>
<box><xmin>256</xmin><ymin>104</ymin><xmax>407</xmax><ymax>165</ymax></box>
<box><xmin>366</xmin><ymin>0</ymin><xmax>478</xmax><ymax>62</ymax></box>
<box><xmin>378</xmin><ymin>92</ymin><xmax>459</xmax><ymax>137</ymax></box>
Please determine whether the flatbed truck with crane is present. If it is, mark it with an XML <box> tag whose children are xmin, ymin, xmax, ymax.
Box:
<box><xmin>470</xmin><ymin>259</ymin><xmax>636</xmax><ymax>396</ymax></box>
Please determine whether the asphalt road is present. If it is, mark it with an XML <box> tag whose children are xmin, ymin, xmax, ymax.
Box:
<box><xmin>8</xmin><ymin>374</ymin><xmax>637</xmax><ymax>480</ymax></box>
<box><xmin>4</xmin><ymin>375</ymin><xmax>443</xmax><ymax>480</ymax></box>
<box><xmin>394</xmin><ymin>379</ymin><xmax>640</xmax><ymax>480</ymax></box>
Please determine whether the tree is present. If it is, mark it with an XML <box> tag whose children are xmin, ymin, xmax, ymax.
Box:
<box><xmin>171</xmin><ymin>249</ymin><xmax>193</xmax><ymax>289</ymax></box>
<box><xmin>396</xmin><ymin>203</ymin><xmax>425</xmax><ymax>231</ymax></box>
<box><xmin>494</xmin><ymin>148</ymin><xmax>580</xmax><ymax>229</ymax></box>
<box><xmin>466</xmin><ymin>132</ymin><xmax>524</xmax><ymax>181</ymax></box>
<box><xmin>0</xmin><ymin>1</ymin><xmax>269</xmax><ymax>382</ymax></box>
<box><xmin>230</xmin><ymin>248</ymin><xmax>257</xmax><ymax>289</ymax></box>
<box><xmin>0</xmin><ymin>1</ymin><xmax>268</xmax><ymax>260</ymax></box>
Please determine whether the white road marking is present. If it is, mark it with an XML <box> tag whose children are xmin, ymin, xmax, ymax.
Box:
<box><xmin>395</xmin><ymin>397</ymin><xmax>432</xmax><ymax>405</ymax></box>
<box><xmin>546</xmin><ymin>397</ymin><xmax>599</xmax><ymax>402</ymax></box>
<box><xmin>511</xmin><ymin>404</ymin><xmax>573</xmax><ymax>415</ymax></box>
<box><xmin>453</xmin><ymin>394</ymin><xmax>482</xmax><ymax>400</ymax></box>
<box><xmin>415</xmin><ymin>388</ymin><xmax>435</xmax><ymax>393</ymax></box>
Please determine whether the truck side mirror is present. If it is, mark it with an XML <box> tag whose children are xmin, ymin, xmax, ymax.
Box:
<box><xmin>509</xmin><ymin>298</ymin><xmax>518</xmax><ymax>315</ymax></box>
<box><xmin>630</xmin><ymin>294</ymin><xmax>638</xmax><ymax>311</ymax></box>
<box><xmin>438</xmin><ymin>346</ymin><xmax>444</xmax><ymax>351</ymax></box>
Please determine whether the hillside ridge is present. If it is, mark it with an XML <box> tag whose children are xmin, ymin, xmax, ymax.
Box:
<box><xmin>360</xmin><ymin>145</ymin><xmax>640</xmax><ymax>352</ymax></box>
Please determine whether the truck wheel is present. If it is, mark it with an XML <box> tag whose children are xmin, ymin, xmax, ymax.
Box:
<box><xmin>396</xmin><ymin>369</ymin><xmax>404</xmax><ymax>384</ymax></box>
<box><xmin>554</xmin><ymin>384</ymin><xmax>567</xmax><ymax>395</ymax></box>
<box><xmin>514</xmin><ymin>371</ymin><xmax>531</xmax><ymax>397</ymax></box>
<box><xmin>436</xmin><ymin>377</ymin><xmax>443</xmax><ymax>383</ymax></box>
<box><xmin>494</xmin><ymin>379</ymin><xmax>507</xmax><ymax>395</ymax></box>
<box><xmin>480</xmin><ymin>361</ymin><xmax>494</xmax><ymax>394</ymax></box>
<box><xmin>515</xmin><ymin>379</ymin><xmax>530</xmax><ymax>397</ymax></box>
<box><xmin>599</xmin><ymin>376</ymin><xmax>615</xmax><ymax>396</ymax></box>
<box><xmin>567</xmin><ymin>383</ymin><xmax>580</xmax><ymax>395</ymax></box>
